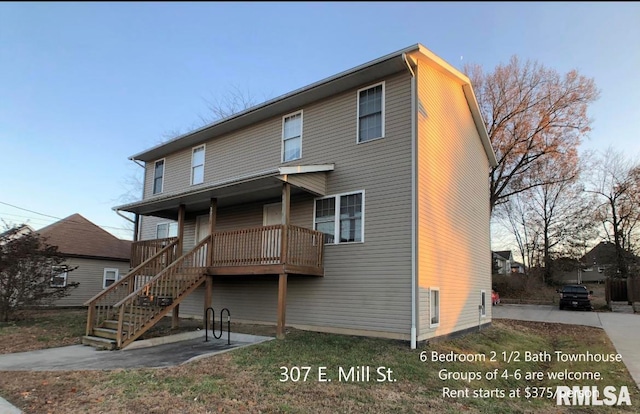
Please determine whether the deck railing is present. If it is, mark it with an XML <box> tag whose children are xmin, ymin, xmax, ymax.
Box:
<box><xmin>127</xmin><ymin>225</ymin><xmax>324</xmax><ymax>271</ymax></box>
<box><xmin>210</xmin><ymin>224</ymin><xmax>323</xmax><ymax>268</ymax></box>
<box><xmin>84</xmin><ymin>238</ymin><xmax>179</xmax><ymax>336</ymax></box>
<box><xmin>287</xmin><ymin>225</ymin><xmax>324</xmax><ymax>268</ymax></box>
<box><xmin>131</xmin><ymin>237</ymin><xmax>178</xmax><ymax>268</ymax></box>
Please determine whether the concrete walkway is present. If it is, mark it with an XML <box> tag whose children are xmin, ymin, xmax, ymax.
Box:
<box><xmin>0</xmin><ymin>331</ymin><xmax>273</xmax><ymax>371</ymax></box>
<box><xmin>494</xmin><ymin>304</ymin><xmax>640</xmax><ymax>389</ymax></box>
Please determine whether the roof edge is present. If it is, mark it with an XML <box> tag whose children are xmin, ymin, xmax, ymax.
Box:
<box><xmin>129</xmin><ymin>44</ymin><xmax>421</xmax><ymax>162</ymax></box>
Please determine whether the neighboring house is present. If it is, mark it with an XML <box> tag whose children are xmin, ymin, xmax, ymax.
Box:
<box><xmin>86</xmin><ymin>43</ymin><xmax>497</xmax><ymax>350</ymax></box>
<box><xmin>0</xmin><ymin>224</ymin><xmax>35</xmax><ymax>244</ymax></box>
<box><xmin>37</xmin><ymin>214</ymin><xmax>132</xmax><ymax>306</ymax></box>
<box><xmin>578</xmin><ymin>240</ymin><xmax>640</xmax><ymax>282</ymax></box>
<box><xmin>510</xmin><ymin>262</ymin><xmax>525</xmax><ymax>274</ymax></box>
<box><xmin>493</xmin><ymin>251</ymin><xmax>513</xmax><ymax>275</ymax></box>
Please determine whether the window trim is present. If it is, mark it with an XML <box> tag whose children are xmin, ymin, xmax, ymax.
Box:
<box><xmin>281</xmin><ymin>110</ymin><xmax>303</xmax><ymax>163</ymax></box>
<box><xmin>481</xmin><ymin>290</ymin><xmax>487</xmax><ymax>317</ymax></box>
<box><xmin>103</xmin><ymin>268</ymin><xmax>120</xmax><ymax>289</ymax></box>
<box><xmin>152</xmin><ymin>158</ymin><xmax>165</xmax><ymax>195</ymax></box>
<box><xmin>430</xmin><ymin>287</ymin><xmax>440</xmax><ymax>328</ymax></box>
<box><xmin>356</xmin><ymin>81</ymin><xmax>385</xmax><ymax>144</ymax></box>
<box><xmin>313</xmin><ymin>190</ymin><xmax>365</xmax><ymax>245</ymax></box>
<box><xmin>190</xmin><ymin>144</ymin><xmax>206</xmax><ymax>185</ymax></box>
<box><xmin>156</xmin><ymin>222</ymin><xmax>178</xmax><ymax>239</ymax></box>
<box><xmin>50</xmin><ymin>265</ymin><xmax>68</xmax><ymax>288</ymax></box>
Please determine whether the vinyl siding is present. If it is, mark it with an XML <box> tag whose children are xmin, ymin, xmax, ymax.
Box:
<box><xmin>415</xmin><ymin>57</ymin><xmax>492</xmax><ymax>341</ymax></box>
<box><xmin>139</xmin><ymin>216</ymin><xmax>177</xmax><ymax>241</ymax></box>
<box><xmin>173</xmin><ymin>72</ymin><xmax>414</xmax><ymax>337</ymax></box>
<box><xmin>143</xmin><ymin>117</ymin><xmax>282</xmax><ymax>200</ymax></box>
<box><xmin>53</xmin><ymin>257</ymin><xmax>131</xmax><ymax>307</ymax></box>
<box><xmin>285</xmin><ymin>172</ymin><xmax>327</xmax><ymax>196</ymax></box>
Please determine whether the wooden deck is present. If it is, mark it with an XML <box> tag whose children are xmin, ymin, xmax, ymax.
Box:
<box><xmin>132</xmin><ymin>224</ymin><xmax>324</xmax><ymax>277</ymax></box>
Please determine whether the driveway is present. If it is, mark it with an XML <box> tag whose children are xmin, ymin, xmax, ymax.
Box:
<box><xmin>494</xmin><ymin>304</ymin><xmax>640</xmax><ymax>389</ymax></box>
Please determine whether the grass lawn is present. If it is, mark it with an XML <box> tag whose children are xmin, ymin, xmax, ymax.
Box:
<box><xmin>0</xmin><ymin>310</ymin><xmax>639</xmax><ymax>413</ymax></box>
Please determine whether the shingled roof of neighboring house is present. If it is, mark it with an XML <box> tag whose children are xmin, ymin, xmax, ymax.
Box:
<box><xmin>493</xmin><ymin>251</ymin><xmax>512</xmax><ymax>260</ymax></box>
<box><xmin>37</xmin><ymin>214</ymin><xmax>131</xmax><ymax>261</ymax></box>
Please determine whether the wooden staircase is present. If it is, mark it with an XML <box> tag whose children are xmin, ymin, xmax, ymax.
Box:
<box><xmin>82</xmin><ymin>236</ymin><xmax>210</xmax><ymax>350</ymax></box>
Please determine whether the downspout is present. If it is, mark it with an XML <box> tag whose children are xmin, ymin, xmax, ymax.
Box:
<box><xmin>403</xmin><ymin>53</ymin><xmax>417</xmax><ymax>350</ymax></box>
<box><xmin>115</xmin><ymin>209</ymin><xmax>138</xmax><ymax>241</ymax></box>
<box><xmin>115</xmin><ymin>209</ymin><xmax>135</xmax><ymax>224</ymax></box>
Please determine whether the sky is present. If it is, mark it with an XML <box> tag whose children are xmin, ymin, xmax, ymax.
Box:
<box><xmin>1</xmin><ymin>2</ymin><xmax>639</xmax><ymax>244</ymax></box>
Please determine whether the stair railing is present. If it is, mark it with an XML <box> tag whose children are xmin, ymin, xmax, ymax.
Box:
<box><xmin>84</xmin><ymin>238</ymin><xmax>179</xmax><ymax>336</ymax></box>
<box><xmin>114</xmin><ymin>235</ymin><xmax>211</xmax><ymax>348</ymax></box>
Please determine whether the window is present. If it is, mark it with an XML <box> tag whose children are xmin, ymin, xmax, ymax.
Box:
<box><xmin>357</xmin><ymin>82</ymin><xmax>384</xmax><ymax>143</ymax></box>
<box><xmin>430</xmin><ymin>288</ymin><xmax>440</xmax><ymax>327</ymax></box>
<box><xmin>191</xmin><ymin>145</ymin><xmax>205</xmax><ymax>185</ymax></box>
<box><xmin>156</xmin><ymin>222</ymin><xmax>178</xmax><ymax>239</ymax></box>
<box><xmin>314</xmin><ymin>198</ymin><xmax>336</xmax><ymax>243</ymax></box>
<box><xmin>282</xmin><ymin>111</ymin><xmax>302</xmax><ymax>162</ymax></box>
<box><xmin>153</xmin><ymin>159</ymin><xmax>164</xmax><ymax>194</ymax></box>
<box><xmin>314</xmin><ymin>191</ymin><xmax>364</xmax><ymax>244</ymax></box>
<box><xmin>50</xmin><ymin>266</ymin><xmax>68</xmax><ymax>288</ymax></box>
<box><xmin>480</xmin><ymin>290</ymin><xmax>486</xmax><ymax>317</ymax></box>
<box><xmin>103</xmin><ymin>268</ymin><xmax>119</xmax><ymax>289</ymax></box>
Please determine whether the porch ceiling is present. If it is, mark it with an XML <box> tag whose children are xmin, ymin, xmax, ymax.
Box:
<box><xmin>114</xmin><ymin>168</ymin><xmax>329</xmax><ymax>220</ymax></box>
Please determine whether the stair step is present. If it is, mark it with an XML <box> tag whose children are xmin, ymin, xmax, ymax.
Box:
<box><xmin>81</xmin><ymin>335</ymin><xmax>116</xmax><ymax>350</ymax></box>
<box><xmin>102</xmin><ymin>319</ymin><xmax>132</xmax><ymax>330</ymax></box>
<box><xmin>93</xmin><ymin>327</ymin><xmax>119</xmax><ymax>340</ymax></box>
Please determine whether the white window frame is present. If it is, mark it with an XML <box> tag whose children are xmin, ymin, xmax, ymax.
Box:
<box><xmin>103</xmin><ymin>268</ymin><xmax>119</xmax><ymax>289</ymax></box>
<box><xmin>313</xmin><ymin>190</ymin><xmax>365</xmax><ymax>244</ymax></box>
<box><xmin>430</xmin><ymin>287</ymin><xmax>440</xmax><ymax>328</ymax></box>
<box><xmin>191</xmin><ymin>144</ymin><xmax>205</xmax><ymax>185</ymax></box>
<box><xmin>281</xmin><ymin>110</ymin><xmax>303</xmax><ymax>162</ymax></box>
<box><xmin>152</xmin><ymin>158</ymin><xmax>165</xmax><ymax>195</ymax></box>
<box><xmin>156</xmin><ymin>222</ymin><xmax>178</xmax><ymax>239</ymax></box>
<box><xmin>50</xmin><ymin>265</ymin><xmax>68</xmax><ymax>288</ymax></box>
<box><xmin>481</xmin><ymin>290</ymin><xmax>487</xmax><ymax>317</ymax></box>
<box><xmin>356</xmin><ymin>81</ymin><xmax>385</xmax><ymax>143</ymax></box>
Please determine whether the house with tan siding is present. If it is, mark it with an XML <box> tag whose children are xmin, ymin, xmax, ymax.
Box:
<box><xmin>84</xmin><ymin>43</ymin><xmax>497</xmax><ymax>350</ymax></box>
<box><xmin>37</xmin><ymin>214</ymin><xmax>131</xmax><ymax>307</ymax></box>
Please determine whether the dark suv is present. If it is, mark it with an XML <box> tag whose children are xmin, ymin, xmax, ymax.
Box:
<box><xmin>557</xmin><ymin>285</ymin><xmax>593</xmax><ymax>311</ymax></box>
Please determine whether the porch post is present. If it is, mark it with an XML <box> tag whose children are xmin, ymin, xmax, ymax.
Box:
<box><xmin>177</xmin><ymin>204</ymin><xmax>186</xmax><ymax>254</ymax></box>
<box><xmin>281</xmin><ymin>182</ymin><xmax>290</xmax><ymax>263</ymax></box>
<box><xmin>204</xmin><ymin>199</ymin><xmax>216</xmax><ymax>328</ymax></box>
<box><xmin>277</xmin><ymin>273</ymin><xmax>288</xmax><ymax>339</ymax></box>
<box><xmin>208</xmin><ymin>198</ymin><xmax>217</xmax><ymax>266</ymax></box>
<box><xmin>173</xmin><ymin>204</ymin><xmax>186</xmax><ymax>329</ymax></box>
<box><xmin>133</xmin><ymin>213</ymin><xmax>140</xmax><ymax>242</ymax></box>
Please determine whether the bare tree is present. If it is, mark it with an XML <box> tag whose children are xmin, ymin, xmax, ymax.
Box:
<box><xmin>199</xmin><ymin>84</ymin><xmax>258</xmax><ymax>124</ymax></box>
<box><xmin>0</xmin><ymin>224</ymin><xmax>79</xmax><ymax>321</ymax></box>
<box><xmin>465</xmin><ymin>56</ymin><xmax>600</xmax><ymax>213</ymax></box>
<box><xmin>498</xmin><ymin>151</ymin><xmax>598</xmax><ymax>283</ymax></box>
<box><xmin>586</xmin><ymin>147</ymin><xmax>640</xmax><ymax>277</ymax></box>
<box><xmin>526</xmin><ymin>154</ymin><xmax>598</xmax><ymax>283</ymax></box>
<box><xmin>498</xmin><ymin>191</ymin><xmax>538</xmax><ymax>275</ymax></box>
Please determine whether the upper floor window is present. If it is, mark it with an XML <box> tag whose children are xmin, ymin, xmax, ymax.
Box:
<box><xmin>314</xmin><ymin>191</ymin><xmax>364</xmax><ymax>244</ymax></box>
<box><xmin>153</xmin><ymin>159</ymin><xmax>164</xmax><ymax>194</ymax></box>
<box><xmin>50</xmin><ymin>265</ymin><xmax>68</xmax><ymax>288</ymax></box>
<box><xmin>282</xmin><ymin>111</ymin><xmax>302</xmax><ymax>162</ymax></box>
<box><xmin>191</xmin><ymin>145</ymin><xmax>205</xmax><ymax>185</ymax></box>
<box><xmin>156</xmin><ymin>222</ymin><xmax>178</xmax><ymax>239</ymax></box>
<box><xmin>357</xmin><ymin>82</ymin><xmax>385</xmax><ymax>143</ymax></box>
